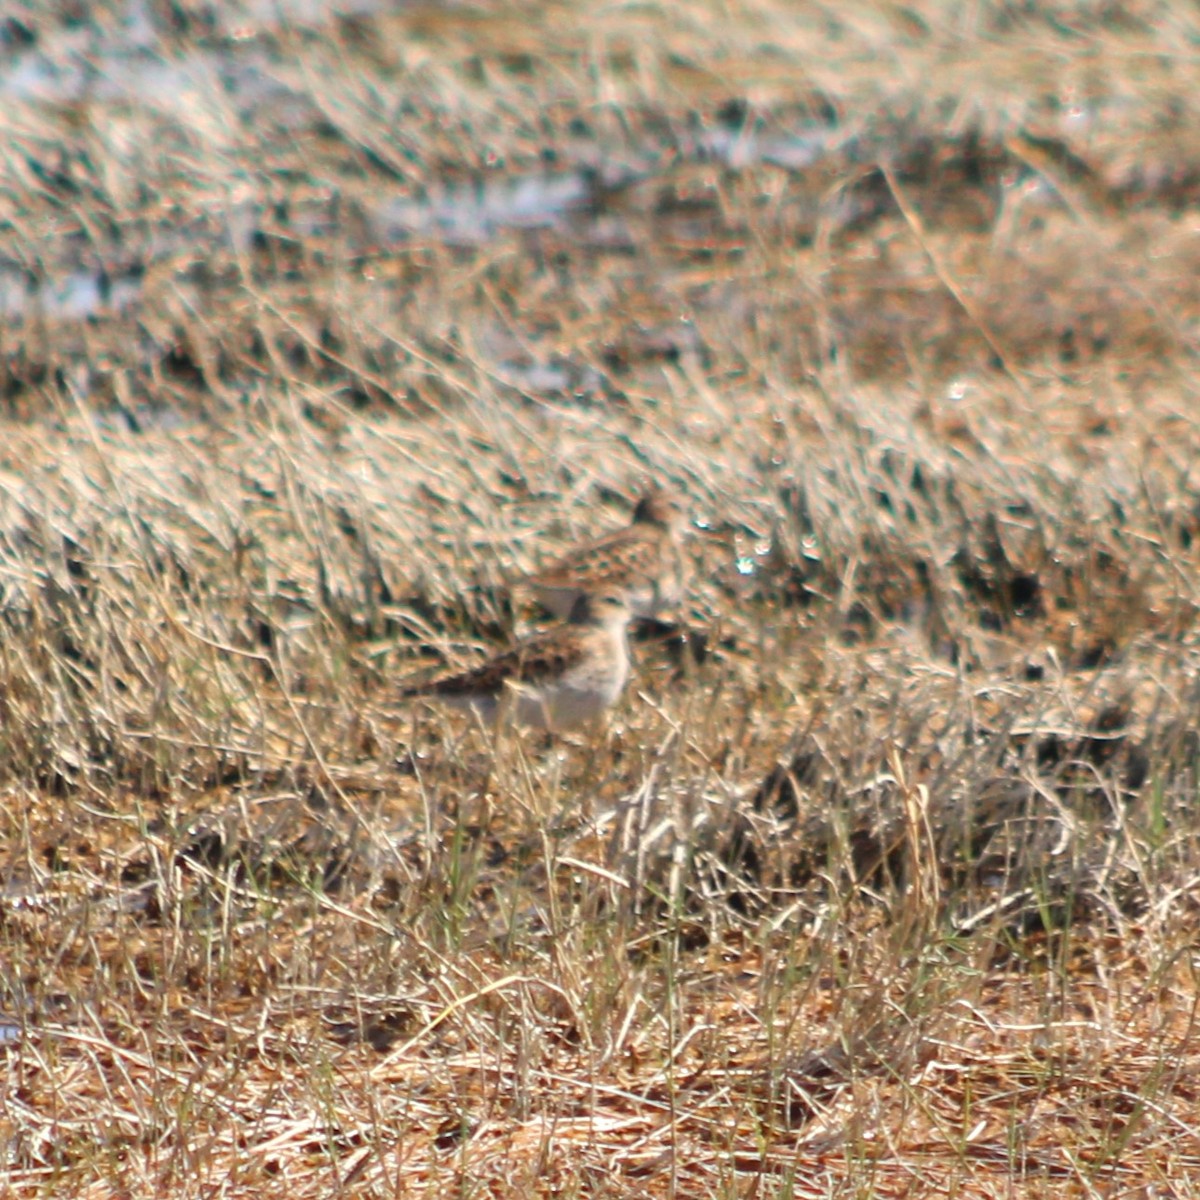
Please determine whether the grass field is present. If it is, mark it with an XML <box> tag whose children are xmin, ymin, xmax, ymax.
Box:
<box><xmin>2</xmin><ymin>0</ymin><xmax>1200</xmax><ymax>1194</ymax></box>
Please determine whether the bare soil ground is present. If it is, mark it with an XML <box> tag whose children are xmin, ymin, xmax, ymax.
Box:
<box><xmin>1</xmin><ymin>1</ymin><xmax>1200</xmax><ymax>1195</ymax></box>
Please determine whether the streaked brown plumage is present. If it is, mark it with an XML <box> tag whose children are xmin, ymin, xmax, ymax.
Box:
<box><xmin>400</xmin><ymin>591</ymin><xmax>632</xmax><ymax>730</ymax></box>
<box><xmin>520</xmin><ymin>488</ymin><xmax>688</xmax><ymax>620</ymax></box>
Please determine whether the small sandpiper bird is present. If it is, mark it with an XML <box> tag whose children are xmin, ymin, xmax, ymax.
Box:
<box><xmin>519</xmin><ymin>488</ymin><xmax>688</xmax><ymax>621</ymax></box>
<box><xmin>399</xmin><ymin>591</ymin><xmax>633</xmax><ymax>731</ymax></box>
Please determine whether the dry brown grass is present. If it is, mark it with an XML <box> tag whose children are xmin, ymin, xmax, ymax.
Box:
<box><xmin>1</xmin><ymin>0</ymin><xmax>1200</xmax><ymax>1195</ymax></box>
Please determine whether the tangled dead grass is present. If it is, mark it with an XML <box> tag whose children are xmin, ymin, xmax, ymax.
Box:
<box><xmin>1</xmin><ymin>0</ymin><xmax>1200</xmax><ymax>1195</ymax></box>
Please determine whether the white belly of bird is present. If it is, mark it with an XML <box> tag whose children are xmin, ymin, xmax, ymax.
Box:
<box><xmin>427</xmin><ymin>630</ymin><xmax>629</xmax><ymax>731</ymax></box>
<box><xmin>509</xmin><ymin>660</ymin><xmax>627</xmax><ymax>730</ymax></box>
